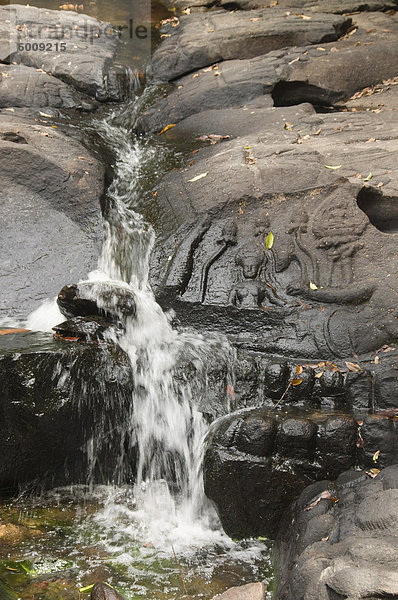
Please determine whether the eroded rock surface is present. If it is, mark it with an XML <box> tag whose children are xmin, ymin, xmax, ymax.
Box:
<box><xmin>0</xmin><ymin>4</ymin><xmax>129</xmax><ymax>101</ymax></box>
<box><xmin>0</xmin><ymin>114</ymin><xmax>104</xmax><ymax>320</ymax></box>
<box><xmin>204</xmin><ymin>407</ymin><xmax>398</xmax><ymax>538</ymax></box>
<box><xmin>151</xmin><ymin>10</ymin><xmax>351</xmax><ymax>81</ymax></box>
<box><xmin>276</xmin><ymin>465</ymin><xmax>398</xmax><ymax>600</ymax></box>
<box><xmin>0</xmin><ymin>64</ymin><xmax>97</xmax><ymax>111</ymax></box>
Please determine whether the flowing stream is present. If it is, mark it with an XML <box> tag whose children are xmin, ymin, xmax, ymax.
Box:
<box><xmin>0</xmin><ymin>105</ymin><xmax>274</xmax><ymax>598</ymax></box>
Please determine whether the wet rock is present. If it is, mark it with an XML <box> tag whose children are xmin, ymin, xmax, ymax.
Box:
<box><xmin>0</xmin><ymin>332</ymin><xmax>135</xmax><ymax>489</ymax></box>
<box><xmin>213</xmin><ymin>582</ymin><xmax>267</xmax><ymax>600</ymax></box>
<box><xmin>276</xmin><ymin>418</ymin><xmax>317</xmax><ymax>460</ymax></box>
<box><xmin>151</xmin><ymin>10</ymin><xmax>351</xmax><ymax>82</ymax></box>
<box><xmin>204</xmin><ymin>409</ymin><xmax>359</xmax><ymax>538</ymax></box>
<box><xmin>275</xmin><ymin>464</ymin><xmax>398</xmax><ymax>600</ymax></box>
<box><xmin>53</xmin><ymin>316</ymin><xmax>114</xmax><ymax>342</ymax></box>
<box><xmin>90</xmin><ymin>583</ymin><xmax>127</xmax><ymax>600</ymax></box>
<box><xmin>0</xmin><ymin>4</ymin><xmax>129</xmax><ymax>101</ymax></box>
<box><xmin>0</xmin><ymin>115</ymin><xmax>103</xmax><ymax>321</ymax></box>
<box><xmin>204</xmin><ymin>405</ymin><xmax>398</xmax><ymax>538</ymax></box>
<box><xmin>0</xmin><ymin>64</ymin><xmax>97</xmax><ymax>111</ymax></box>
<box><xmin>57</xmin><ymin>282</ymin><xmax>137</xmax><ymax>321</ymax></box>
<box><xmin>0</xmin><ymin>523</ymin><xmax>42</xmax><ymax>544</ymax></box>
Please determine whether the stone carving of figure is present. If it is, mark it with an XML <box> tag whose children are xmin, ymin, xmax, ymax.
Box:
<box><xmin>228</xmin><ymin>242</ymin><xmax>284</xmax><ymax>309</ymax></box>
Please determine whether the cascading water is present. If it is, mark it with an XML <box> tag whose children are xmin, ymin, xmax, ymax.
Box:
<box><xmin>80</xmin><ymin>112</ymin><xmax>236</xmax><ymax>550</ymax></box>
<box><xmin>1</xmin><ymin>104</ymin><xmax>274</xmax><ymax>600</ymax></box>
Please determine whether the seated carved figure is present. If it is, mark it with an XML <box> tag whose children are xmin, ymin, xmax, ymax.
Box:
<box><xmin>228</xmin><ymin>243</ymin><xmax>284</xmax><ymax>309</ymax></box>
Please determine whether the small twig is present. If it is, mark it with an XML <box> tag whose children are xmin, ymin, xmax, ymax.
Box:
<box><xmin>171</xmin><ymin>545</ymin><xmax>192</xmax><ymax>600</ymax></box>
<box><xmin>272</xmin><ymin>382</ymin><xmax>292</xmax><ymax>411</ymax></box>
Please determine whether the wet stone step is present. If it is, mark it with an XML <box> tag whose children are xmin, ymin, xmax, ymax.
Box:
<box><xmin>204</xmin><ymin>407</ymin><xmax>398</xmax><ymax>538</ymax></box>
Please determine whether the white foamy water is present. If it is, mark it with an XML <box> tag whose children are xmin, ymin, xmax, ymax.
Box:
<box><xmin>77</xmin><ymin>114</ymin><xmax>236</xmax><ymax>552</ymax></box>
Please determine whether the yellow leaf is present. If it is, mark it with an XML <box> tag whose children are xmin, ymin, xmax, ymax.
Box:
<box><xmin>296</xmin><ymin>365</ymin><xmax>303</xmax><ymax>375</ymax></box>
<box><xmin>373</xmin><ymin>450</ymin><xmax>380</xmax><ymax>462</ymax></box>
<box><xmin>284</xmin><ymin>122</ymin><xmax>293</xmax><ymax>131</ymax></box>
<box><xmin>266</xmin><ymin>231</ymin><xmax>274</xmax><ymax>250</ymax></box>
<box><xmin>366</xmin><ymin>468</ymin><xmax>380</xmax><ymax>478</ymax></box>
<box><xmin>345</xmin><ymin>361</ymin><xmax>363</xmax><ymax>373</ymax></box>
<box><xmin>188</xmin><ymin>172</ymin><xmax>208</xmax><ymax>182</ymax></box>
<box><xmin>159</xmin><ymin>124</ymin><xmax>176</xmax><ymax>135</ymax></box>
<box><xmin>290</xmin><ymin>378</ymin><xmax>303</xmax><ymax>386</ymax></box>
<box><xmin>315</xmin><ymin>371</ymin><xmax>324</xmax><ymax>378</ymax></box>
<box><xmin>363</xmin><ymin>172</ymin><xmax>372</xmax><ymax>181</ymax></box>
<box><xmin>324</xmin><ymin>164</ymin><xmax>342</xmax><ymax>170</ymax></box>
<box><xmin>39</xmin><ymin>111</ymin><xmax>52</xmax><ymax>118</ymax></box>
<box><xmin>309</xmin><ymin>281</ymin><xmax>318</xmax><ymax>290</ymax></box>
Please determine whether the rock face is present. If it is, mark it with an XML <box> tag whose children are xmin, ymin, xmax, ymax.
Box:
<box><xmin>0</xmin><ymin>64</ymin><xmax>97</xmax><ymax>111</ymax></box>
<box><xmin>275</xmin><ymin>465</ymin><xmax>398</xmax><ymax>600</ymax></box>
<box><xmin>204</xmin><ymin>407</ymin><xmax>398</xmax><ymax>538</ymax></box>
<box><xmin>0</xmin><ymin>4</ymin><xmax>129</xmax><ymax>101</ymax></box>
<box><xmin>151</xmin><ymin>10</ymin><xmax>351</xmax><ymax>82</ymax></box>
<box><xmin>0</xmin><ymin>114</ymin><xmax>104</xmax><ymax>321</ymax></box>
<box><xmin>138</xmin><ymin>34</ymin><xmax>398</xmax><ymax>134</ymax></box>
<box><xmin>0</xmin><ymin>331</ymin><xmax>135</xmax><ymax>490</ymax></box>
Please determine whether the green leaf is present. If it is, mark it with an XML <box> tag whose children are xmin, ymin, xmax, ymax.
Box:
<box><xmin>324</xmin><ymin>164</ymin><xmax>342</xmax><ymax>170</ymax></box>
<box><xmin>79</xmin><ymin>585</ymin><xmax>95</xmax><ymax>593</ymax></box>
<box><xmin>266</xmin><ymin>231</ymin><xmax>274</xmax><ymax>250</ymax></box>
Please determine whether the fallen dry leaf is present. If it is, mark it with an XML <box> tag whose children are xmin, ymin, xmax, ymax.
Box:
<box><xmin>345</xmin><ymin>361</ymin><xmax>363</xmax><ymax>373</ymax></box>
<box><xmin>188</xmin><ymin>172</ymin><xmax>208</xmax><ymax>182</ymax></box>
<box><xmin>0</xmin><ymin>328</ymin><xmax>30</xmax><ymax>335</ymax></box>
<box><xmin>373</xmin><ymin>450</ymin><xmax>380</xmax><ymax>462</ymax></box>
<box><xmin>159</xmin><ymin>123</ymin><xmax>176</xmax><ymax>135</ymax></box>
<box><xmin>305</xmin><ymin>490</ymin><xmax>336</xmax><ymax>511</ymax></box>
<box><xmin>290</xmin><ymin>378</ymin><xmax>303</xmax><ymax>386</ymax></box>
<box><xmin>366</xmin><ymin>468</ymin><xmax>380</xmax><ymax>478</ymax></box>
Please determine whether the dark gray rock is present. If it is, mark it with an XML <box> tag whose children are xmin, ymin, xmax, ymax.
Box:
<box><xmin>161</xmin><ymin>0</ymin><xmax>398</xmax><ymax>13</ymax></box>
<box><xmin>0</xmin><ymin>4</ymin><xmax>129</xmax><ymax>101</ymax></box>
<box><xmin>57</xmin><ymin>281</ymin><xmax>137</xmax><ymax>321</ymax></box>
<box><xmin>204</xmin><ymin>407</ymin><xmax>398</xmax><ymax>538</ymax></box>
<box><xmin>0</xmin><ymin>331</ymin><xmax>135</xmax><ymax>490</ymax></box>
<box><xmin>137</xmin><ymin>31</ymin><xmax>398</xmax><ymax>133</ymax></box>
<box><xmin>151</xmin><ymin>10</ymin><xmax>351</xmax><ymax>82</ymax></box>
<box><xmin>0</xmin><ymin>114</ymin><xmax>104</xmax><ymax>321</ymax></box>
<box><xmin>53</xmin><ymin>316</ymin><xmax>114</xmax><ymax>341</ymax></box>
<box><xmin>275</xmin><ymin>465</ymin><xmax>398</xmax><ymax>600</ymax></box>
<box><xmin>0</xmin><ymin>64</ymin><xmax>97</xmax><ymax>111</ymax></box>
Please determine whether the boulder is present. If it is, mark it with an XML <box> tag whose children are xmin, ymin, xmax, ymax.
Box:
<box><xmin>0</xmin><ymin>4</ymin><xmax>129</xmax><ymax>101</ymax></box>
<box><xmin>0</xmin><ymin>64</ymin><xmax>97</xmax><ymax>111</ymax></box>
<box><xmin>160</xmin><ymin>0</ymin><xmax>398</xmax><ymax>13</ymax></box>
<box><xmin>151</xmin><ymin>10</ymin><xmax>351</xmax><ymax>81</ymax></box>
<box><xmin>275</xmin><ymin>465</ymin><xmax>398</xmax><ymax>600</ymax></box>
<box><xmin>0</xmin><ymin>331</ymin><xmax>135</xmax><ymax>490</ymax></box>
<box><xmin>57</xmin><ymin>281</ymin><xmax>137</xmax><ymax>321</ymax></box>
<box><xmin>212</xmin><ymin>583</ymin><xmax>266</xmax><ymax>600</ymax></box>
<box><xmin>204</xmin><ymin>407</ymin><xmax>398</xmax><ymax>538</ymax></box>
<box><xmin>53</xmin><ymin>316</ymin><xmax>114</xmax><ymax>342</ymax></box>
<box><xmin>0</xmin><ymin>114</ymin><xmax>104</xmax><ymax>321</ymax></box>
<box><xmin>137</xmin><ymin>28</ymin><xmax>398</xmax><ymax>134</ymax></box>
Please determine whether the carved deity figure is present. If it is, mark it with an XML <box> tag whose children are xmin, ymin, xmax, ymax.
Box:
<box><xmin>228</xmin><ymin>243</ymin><xmax>284</xmax><ymax>309</ymax></box>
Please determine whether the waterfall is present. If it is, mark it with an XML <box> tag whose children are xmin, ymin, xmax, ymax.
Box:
<box><xmin>78</xmin><ymin>113</ymin><xmax>235</xmax><ymax>551</ymax></box>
